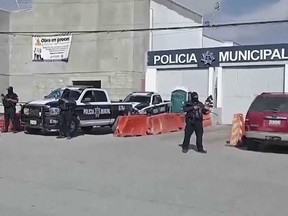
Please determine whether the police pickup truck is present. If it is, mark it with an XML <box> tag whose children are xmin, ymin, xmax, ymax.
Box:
<box><xmin>123</xmin><ymin>92</ymin><xmax>170</xmax><ymax>115</ymax></box>
<box><xmin>20</xmin><ymin>86</ymin><xmax>133</xmax><ymax>135</ymax></box>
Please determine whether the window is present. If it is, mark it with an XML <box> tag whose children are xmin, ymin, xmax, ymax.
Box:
<box><xmin>94</xmin><ymin>90</ymin><xmax>108</xmax><ymax>102</ymax></box>
<box><xmin>123</xmin><ymin>95</ymin><xmax>150</xmax><ymax>104</ymax></box>
<box><xmin>45</xmin><ymin>88</ymin><xmax>82</xmax><ymax>100</ymax></box>
<box><xmin>249</xmin><ymin>96</ymin><xmax>288</xmax><ymax>112</ymax></box>
<box><xmin>152</xmin><ymin>95</ymin><xmax>162</xmax><ymax>105</ymax></box>
<box><xmin>81</xmin><ymin>91</ymin><xmax>95</xmax><ymax>102</ymax></box>
<box><xmin>72</xmin><ymin>80</ymin><xmax>101</xmax><ymax>88</ymax></box>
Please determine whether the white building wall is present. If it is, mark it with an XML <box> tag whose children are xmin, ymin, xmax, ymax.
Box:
<box><xmin>202</xmin><ymin>35</ymin><xmax>235</xmax><ymax>48</ymax></box>
<box><xmin>150</xmin><ymin>0</ymin><xmax>203</xmax><ymax>50</ymax></box>
<box><xmin>7</xmin><ymin>1</ymin><xmax>150</xmax><ymax>102</ymax></box>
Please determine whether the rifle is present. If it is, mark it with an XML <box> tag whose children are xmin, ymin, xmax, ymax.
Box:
<box><xmin>1</xmin><ymin>93</ymin><xmax>15</xmax><ymax>107</ymax></box>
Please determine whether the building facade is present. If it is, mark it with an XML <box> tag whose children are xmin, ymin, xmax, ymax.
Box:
<box><xmin>146</xmin><ymin>43</ymin><xmax>288</xmax><ymax>124</ymax></box>
<box><xmin>0</xmin><ymin>0</ymin><xmax>226</xmax><ymax>114</ymax></box>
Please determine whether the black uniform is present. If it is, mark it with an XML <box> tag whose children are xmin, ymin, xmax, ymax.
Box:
<box><xmin>56</xmin><ymin>89</ymin><xmax>76</xmax><ymax>139</ymax></box>
<box><xmin>182</xmin><ymin>92</ymin><xmax>210</xmax><ymax>153</ymax></box>
<box><xmin>1</xmin><ymin>86</ymin><xmax>18</xmax><ymax>133</ymax></box>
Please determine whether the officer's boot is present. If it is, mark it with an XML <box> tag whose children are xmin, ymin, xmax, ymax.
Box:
<box><xmin>57</xmin><ymin>132</ymin><xmax>65</xmax><ymax>139</ymax></box>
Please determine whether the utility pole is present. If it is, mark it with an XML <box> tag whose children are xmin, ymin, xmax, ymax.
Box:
<box><xmin>15</xmin><ymin>0</ymin><xmax>20</xmax><ymax>8</ymax></box>
<box><xmin>213</xmin><ymin>1</ymin><xmax>220</xmax><ymax>24</ymax></box>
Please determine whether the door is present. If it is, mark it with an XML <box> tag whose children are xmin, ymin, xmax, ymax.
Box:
<box><xmin>77</xmin><ymin>90</ymin><xmax>112</xmax><ymax>126</ymax></box>
<box><xmin>170</xmin><ymin>89</ymin><xmax>188</xmax><ymax>113</ymax></box>
<box><xmin>222</xmin><ymin>66</ymin><xmax>284</xmax><ymax>124</ymax></box>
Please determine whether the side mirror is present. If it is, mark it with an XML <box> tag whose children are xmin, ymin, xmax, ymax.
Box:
<box><xmin>119</xmin><ymin>99</ymin><xmax>123</xmax><ymax>102</ymax></box>
<box><xmin>44</xmin><ymin>95</ymin><xmax>48</xmax><ymax>99</ymax></box>
<box><xmin>82</xmin><ymin>97</ymin><xmax>91</xmax><ymax>103</ymax></box>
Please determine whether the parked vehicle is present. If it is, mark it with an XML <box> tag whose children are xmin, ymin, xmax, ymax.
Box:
<box><xmin>20</xmin><ymin>86</ymin><xmax>133</xmax><ymax>135</ymax></box>
<box><xmin>123</xmin><ymin>91</ymin><xmax>170</xmax><ymax>115</ymax></box>
<box><xmin>244</xmin><ymin>92</ymin><xmax>288</xmax><ymax>151</ymax></box>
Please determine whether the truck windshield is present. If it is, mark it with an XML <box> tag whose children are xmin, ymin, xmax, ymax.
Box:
<box><xmin>249</xmin><ymin>96</ymin><xmax>288</xmax><ymax>112</ymax></box>
<box><xmin>45</xmin><ymin>88</ymin><xmax>82</xmax><ymax>100</ymax></box>
<box><xmin>124</xmin><ymin>95</ymin><xmax>150</xmax><ymax>104</ymax></box>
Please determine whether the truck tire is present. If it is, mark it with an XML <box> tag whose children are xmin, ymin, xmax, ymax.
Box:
<box><xmin>70</xmin><ymin>116</ymin><xmax>80</xmax><ymax>136</ymax></box>
<box><xmin>81</xmin><ymin>126</ymin><xmax>93</xmax><ymax>133</ymax></box>
<box><xmin>25</xmin><ymin>127</ymin><xmax>41</xmax><ymax>135</ymax></box>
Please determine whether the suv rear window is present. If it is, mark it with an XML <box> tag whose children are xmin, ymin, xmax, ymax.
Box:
<box><xmin>249</xmin><ymin>96</ymin><xmax>288</xmax><ymax>112</ymax></box>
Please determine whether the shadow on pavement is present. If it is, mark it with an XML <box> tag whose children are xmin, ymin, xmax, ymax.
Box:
<box><xmin>237</xmin><ymin>144</ymin><xmax>288</xmax><ymax>155</ymax></box>
<box><xmin>22</xmin><ymin>127</ymin><xmax>113</xmax><ymax>138</ymax></box>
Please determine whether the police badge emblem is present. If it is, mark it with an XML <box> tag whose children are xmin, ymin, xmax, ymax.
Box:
<box><xmin>95</xmin><ymin>107</ymin><xmax>101</xmax><ymax>118</ymax></box>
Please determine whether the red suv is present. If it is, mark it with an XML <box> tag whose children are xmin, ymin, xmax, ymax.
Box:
<box><xmin>244</xmin><ymin>92</ymin><xmax>288</xmax><ymax>151</ymax></box>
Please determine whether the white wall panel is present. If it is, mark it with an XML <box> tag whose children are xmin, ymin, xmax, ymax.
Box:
<box><xmin>222</xmin><ymin>66</ymin><xmax>284</xmax><ymax>124</ymax></box>
<box><xmin>156</xmin><ymin>69</ymin><xmax>209</xmax><ymax>101</ymax></box>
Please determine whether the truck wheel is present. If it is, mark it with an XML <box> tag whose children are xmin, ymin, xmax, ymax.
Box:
<box><xmin>69</xmin><ymin>116</ymin><xmax>80</xmax><ymax>136</ymax></box>
<box><xmin>25</xmin><ymin>127</ymin><xmax>41</xmax><ymax>134</ymax></box>
<box><xmin>111</xmin><ymin>116</ymin><xmax>120</xmax><ymax>133</ymax></box>
<box><xmin>81</xmin><ymin>126</ymin><xmax>93</xmax><ymax>133</ymax></box>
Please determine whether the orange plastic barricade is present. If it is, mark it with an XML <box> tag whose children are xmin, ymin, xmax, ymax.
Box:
<box><xmin>175</xmin><ymin>114</ymin><xmax>186</xmax><ymax>130</ymax></box>
<box><xmin>114</xmin><ymin>115</ymin><xmax>149</xmax><ymax>137</ymax></box>
<box><xmin>159</xmin><ymin>113</ymin><xmax>184</xmax><ymax>133</ymax></box>
<box><xmin>148</xmin><ymin>115</ymin><xmax>163</xmax><ymax>135</ymax></box>
<box><xmin>203</xmin><ymin>113</ymin><xmax>212</xmax><ymax>127</ymax></box>
<box><xmin>147</xmin><ymin>113</ymin><xmax>185</xmax><ymax>135</ymax></box>
<box><xmin>226</xmin><ymin>113</ymin><xmax>245</xmax><ymax>147</ymax></box>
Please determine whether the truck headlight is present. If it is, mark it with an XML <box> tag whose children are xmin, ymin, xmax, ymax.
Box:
<box><xmin>49</xmin><ymin>107</ymin><xmax>60</xmax><ymax>116</ymax></box>
<box><xmin>23</xmin><ymin>108</ymin><xmax>29</xmax><ymax>115</ymax></box>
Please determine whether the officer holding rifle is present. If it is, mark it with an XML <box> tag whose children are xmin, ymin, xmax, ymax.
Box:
<box><xmin>1</xmin><ymin>86</ymin><xmax>19</xmax><ymax>133</ymax></box>
<box><xmin>181</xmin><ymin>92</ymin><xmax>210</xmax><ymax>154</ymax></box>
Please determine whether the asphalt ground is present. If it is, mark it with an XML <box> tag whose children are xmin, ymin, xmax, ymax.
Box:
<box><xmin>0</xmin><ymin>125</ymin><xmax>288</xmax><ymax>216</ymax></box>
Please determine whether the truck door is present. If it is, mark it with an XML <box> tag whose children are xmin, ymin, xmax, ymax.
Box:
<box><xmin>77</xmin><ymin>90</ymin><xmax>112</xmax><ymax>126</ymax></box>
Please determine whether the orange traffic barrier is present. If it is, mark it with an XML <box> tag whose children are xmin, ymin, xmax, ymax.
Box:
<box><xmin>114</xmin><ymin>112</ymin><xmax>213</xmax><ymax>137</ymax></box>
<box><xmin>158</xmin><ymin>113</ymin><xmax>184</xmax><ymax>134</ymax></box>
<box><xmin>148</xmin><ymin>114</ymin><xmax>163</xmax><ymax>135</ymax></box>
<box><xmin>148</xmin><ymin>113</ymin><xmax>185</xmax><ymax>135</ymax></box>
<box><xmin>226</xmin><ymin>113</ymin><xmax>245</xmax><ymax>147</ymax></box>
<box><xmin>114</xmin><ymin>115</ymin><xmax>150</xmax><ymax>137</ymax></box>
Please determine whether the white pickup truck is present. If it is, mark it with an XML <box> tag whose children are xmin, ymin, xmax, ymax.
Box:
<box><xmin>122</xmin><ymin>91</ymin><xmax>170</xmax><ymax>115</ymax></box>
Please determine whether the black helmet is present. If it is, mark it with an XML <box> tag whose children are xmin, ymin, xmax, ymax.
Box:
<box><xmin>62</xmin><ymin>88</ymin><xmax>70</xmax><ymax>99</ymax></box>
<box><xmin>191</xmin><ymin>92</ymin><xmax>199</xmax><ymax>102</ymax></box>
<box><xmin>7</xmin><ymin>86</ymin><xmax>13</xmax><ymax>94</ymax></box>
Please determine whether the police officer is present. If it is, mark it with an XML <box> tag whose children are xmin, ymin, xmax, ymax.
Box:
<box><xmin>181</xmin><ymin>92</ymin><xmax>210</xmax><ymax>154</ymax></box>
<box><xmin>57</xmin><ymin>88</ymin><xmax>76</xmax><ymax>140</ymax></box>
<box><xmin>1</xmin><ymin>86</ymin><xmax>19</xmax><ymax>133</ymax></box>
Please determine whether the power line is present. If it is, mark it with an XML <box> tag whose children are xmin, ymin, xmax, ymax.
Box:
<box><xmin>0</xmin><ymin>19</ymin><xmax>287</xmax><ymax>36</ymax></box>
<box><xmin>7</xmin><ymin>0</ymin><xmax>144</xmax><ymax>4</ymax></box>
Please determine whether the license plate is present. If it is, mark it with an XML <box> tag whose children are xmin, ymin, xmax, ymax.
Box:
<box><xmin>265</xmin><ymin>136</ymin><xmax>281</xmax><ymax>141</ymax></box>
<box><xmin>269</xmin><ymin>120</ymin><xmax>281</xmax><ymax>126</ymax></box>
<box><xmin>50</xmin><ymin>119</ymin><xmax>58</xmax><ymax>124</ymax></box>
<box><xmin>30</xmin><ymin>120</ymin><xmax>37</xmax><ymax>125</ymax></box>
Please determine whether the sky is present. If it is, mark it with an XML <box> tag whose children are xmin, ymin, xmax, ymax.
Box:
<box><xmin>0</xmin><ymin>0</ymin><xmax>287</xmax><ymax>45</ymax></box>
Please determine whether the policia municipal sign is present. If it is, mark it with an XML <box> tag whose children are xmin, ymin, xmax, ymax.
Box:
<box><xmin>147</xmin><ymin>43</ymin><xmax>288</xmax><ymax>68</ymax></box>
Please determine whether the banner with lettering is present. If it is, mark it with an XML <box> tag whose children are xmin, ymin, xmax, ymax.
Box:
<box><xmin>32</xmin><ymin>34</ymin><xmax>72</xmax><ymax>62</ymax></box>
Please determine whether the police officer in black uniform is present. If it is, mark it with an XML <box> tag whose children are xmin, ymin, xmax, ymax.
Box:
<box><xmin>57</xmin><ymin>88</ymin><xmax>76</xmax><ymax>140</ymax></box>
<box><xmin>1</xmin><ymin>86</ymin><xmax>19</xmax><ymax>133</ymax></box>
<box><xmin>182</xmin><ymin>92</ymin><xmax>210</xmax><ymax>154</ymax></box>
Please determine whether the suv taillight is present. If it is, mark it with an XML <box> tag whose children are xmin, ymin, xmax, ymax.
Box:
<box><xmin>245</xmin><ymin>117</ymin><xmax>250</xmax><ymax>131</ymax></box>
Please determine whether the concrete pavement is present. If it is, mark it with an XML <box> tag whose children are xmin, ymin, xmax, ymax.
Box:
<box><xmin>0</xmin><ymin>125</ymin><xmax>288</xmax><ymax>216</ymax></box>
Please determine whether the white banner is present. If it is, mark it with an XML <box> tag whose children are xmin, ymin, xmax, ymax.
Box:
<box><xmin>32</xmin><ymin>34</ymin><xmax>72</xmax><ymax>62</ymax></box>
